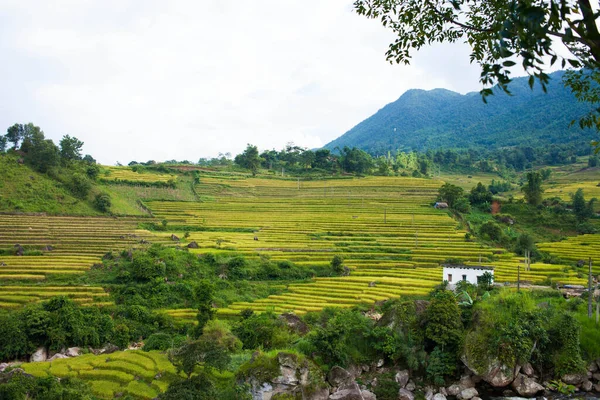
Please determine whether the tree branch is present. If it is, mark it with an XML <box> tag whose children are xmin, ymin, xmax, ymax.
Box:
<box><xmin>423</xmin><ymin>0</ymin><xmax>494</xmax><ymax>33</ymax></box>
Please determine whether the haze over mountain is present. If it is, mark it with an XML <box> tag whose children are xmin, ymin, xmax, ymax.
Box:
<box><xmin>324</xmin><ymin>70</ymin><xmax>596</xmax><ymax>154</ymax></box>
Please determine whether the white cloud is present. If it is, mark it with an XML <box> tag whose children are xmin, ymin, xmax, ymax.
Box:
<box><xmin>0</xmin><ymin>0</ymin><xmax>486</xmax><ymax>164</ymax></box>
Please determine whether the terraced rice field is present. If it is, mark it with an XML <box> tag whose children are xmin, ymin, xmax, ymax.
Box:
<box><xmin>147</xmin><ymin>175</ymin><xmax>586</xmax><ymax>317</ymax></box>
<box><xmin>0</xmin><ymin>215</ymin><xmax>169</xmax><ymax>308</ymax></box>
<box><xmin>20</xmin><ymin>350</ymin><xmax>177</xmax><ymax>399</ymax></box>
<box><xmin>538</xmin><ymin>234</ymin><xmax>600</xmax><ymax>271</ymax></box>
<box><xmin>0</xmin><ymin>285</ymin><xmax>110</xmax><ymax>309</ymax></box>
<box><xmin>100</xmin><ymin>166</ymin><xmax>176</xmax><ymax>184</ymax></box>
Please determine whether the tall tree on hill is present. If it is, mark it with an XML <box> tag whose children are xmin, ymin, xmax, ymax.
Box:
<box><xmin>234</xmin><ymin>144</ymin><xmax>261</xmax><ymax>176</ymax></box>
<box><xmin>59</xmin><ymin>135</ymin><xmax>84</xmax><ymax>163</ymax></box>
<box><xmin>5</xmin><ymin>124</ymin><xmax>24</xmax><ymax>149</ymax></box>
<box><xmin>572</xmin><ymin>188</ymin><xmax>596</xmax><ymax>222</ymax></box>
<box><xmin>353</xmin><ymin>0</ymin><xmax>600</xmax><ymax>147</ymax></box>
<box><xmin>522</xmin><ymin>172</ymin><xmax>544</xmax><ymax>206</ymax></box>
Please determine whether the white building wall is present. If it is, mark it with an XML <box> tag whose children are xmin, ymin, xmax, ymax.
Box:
<box><xmin>442</xmin><ymin>266</ymin><xmax>493</xmax><ymax>286</ymax></box>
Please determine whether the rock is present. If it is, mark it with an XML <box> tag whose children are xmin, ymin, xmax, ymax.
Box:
<box><xmin>329</xmin><ymin>382</ymin><xmax>364</xmax><ymax>400</ymax></box>
<box><xmin>446</xmin><ymin>384</ymin><xmax>462</xmax><ymax>396</ymax></box>
<box><xmin>186</xmin><ymin>241</ymin><xmax>199</xmax><ymax>248</ymax></box>
<box><xmin>0</xmin><ymin>363</ymin><xmax>8</xmax><ymax>372</ymax></box>
<box><xmin>511</xmin><ymin>373</ymin><xmax>544</xmax><ymax>397</ymax></box>
<box><xmin>279</xmin><ymin>313</ymin><xmax>309</xmax><ymax>335</ymax></box>
<box><xmin>459</xmin><ymin>375</ymin><xmax>475</xmax><ymax>388</ymax></box>
<box><xmin>582</xmin><ymin>380</ymin><xmax>593</xmax><ymax>392</ymax></box>
<box><xmin>170</xmin><ymin>234</ymin><xmax>179</xmax><ymax>241</ymax></box>
<box><xmin>346</xmin><ymin>365</ymin><xmax>363</xmax><ymax>380</ymax></box>
<box><xmin>31</xmin><ymin>347</ymin><xmax>47</xmax><ymax>362</ymax></box>
<box><xmin>361</xmin><ymin>390</ymin><xmax>377</xmax><ymax>400</ymax></box>
<box><xmin>48</xmin><ymin>353</ymin><xmax>69</xmax><ymax>361</ymax></box>
<box><xmin>100</xmin><ymin>343</ymin><xmax>119</xmax><ymax>355</ymax></box>
<box><xmin>438</xmin><ymin>387</ymin><xmax>447</xmax><ymax>396</ymax></box>
<box><xmin>589</xmin><ymin>362</ymin><xmax>599</xmax><ymax>373</ymax></box>
<box><xmin>593</xmin><ymin>372</ymin><xmax>600</xmax><ymax>381</ymax></box>
<box><xmin>395</xmin><ymin>369</ymin><xmax>410</xmax><ymax>388</ymax></box>
<box><xmin>472</xmin><ymin>398</ymin><xmax>482</xmax><ymax>400</ymax></box>
<box><xmin>398</xmin><ymin>388</ymin><xmax>415</xmax><ymax>400</ymax></box>
<box><xmin>562</xmin><ymin>373</ymin><xmax>586</xmax><ymax>385</ymax></box>
<box><xmin>66</xmin><ymin>347</ymin><xmax>81</xmax><ymax>357</ymax></box>
<box><xmin>433</xmin><ymin>393</ymin><xmax>447</xmax><ymax>400</ymax></box>
<box><xmin>458</xmin><ymin>387</ymin><xmax>478</xmax><ymax>400</ymax></box>
<box><xmin>425</xmin><ymin>388</ymin><xmax>435</xmax><ymax>400</ymax></box>
<box><xmin>406</xmin><ymin>380</ymin><xmax>416</xmax><ymax>391</ymax></box>
<box><xmin>304</xmin><ymin>387</ymin><xmax>329</xmax><ymax>400</ymax></box>
<box><xmin>521</xmin><ymin>363</ymin><xmax>534</xmax><ymax>377</ymax></box>
<box><xmin>376</xmin><ymin>359</ymin><xmax>384</xmax><ymax>368</ymax></box>
<box><xmin>328</xmin><ymin>366</ymin><xmax>353</xmax><ymax>388</ymax></box>
<box><xmin>414</xmin><ymin>300</ymin><xmax>429</xmax><ymax>315</ymax></box>
<box><xmin>462</xmin><ymin>355</ymin><xmax>520</xmax><ymax>387</ymax></box>
<box><xmin>594</xmin><ymin>383</ymin><xmax>600</xmax><ymax>392</ymax></box>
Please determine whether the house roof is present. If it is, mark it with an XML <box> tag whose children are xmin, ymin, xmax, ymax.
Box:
<box><xmin>442</xmin><ymin>264</ymin><xmax>494</xmax><ymax>271</ymax></box>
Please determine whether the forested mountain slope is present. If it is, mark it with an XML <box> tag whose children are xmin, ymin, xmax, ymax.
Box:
<box><xmin>324</xmin><ymin>70</ymin><xmax>596</xmax><ymax>153</ymax></box>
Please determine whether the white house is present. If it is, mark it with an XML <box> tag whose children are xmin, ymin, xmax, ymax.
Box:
<box><xmin>442</xmin><ymin>265</ymin><xmax>494</xmax><ymax>288</ymax></box>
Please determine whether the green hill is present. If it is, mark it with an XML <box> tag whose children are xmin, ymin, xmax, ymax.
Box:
<box><xmin>0</xmin><ymin>155</ymin><xmax>98</xmax><ymax>215</ymax></box>
<box><xmin>324</xmin><ymin>70</ymin><xmax>596</xmax><ymax>154</ymax></box>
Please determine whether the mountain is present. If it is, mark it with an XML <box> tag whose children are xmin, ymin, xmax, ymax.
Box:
<box><xmin>324</xmin><ymin>70</ymin><xmax>596</xmax><ymax>154</ymax></box>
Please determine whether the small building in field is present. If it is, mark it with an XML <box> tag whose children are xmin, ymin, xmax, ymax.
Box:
<box><xmin>442</xmin><ymin>264</ymin><xmax>494</xmax><ymax>288</ymax></box>
<box><xmin>434</xmin><ymin>202</ymin><xmax>449</xmax><ymax>209</ymax></box>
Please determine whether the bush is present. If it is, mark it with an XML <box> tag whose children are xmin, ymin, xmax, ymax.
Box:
<box><xmin>94</xmin><ymin>193</ymin><xmax>112</xmax><ymax>213</ymax></box>
<box><xmin>144</xmin><ymin>333</ymin><xmax>185</xmax><ymax>352</ymax></box>
<box><xmin>479</xmin><ymin>221</ymin><xmax>504</xmax><ymax>242</ymax></box>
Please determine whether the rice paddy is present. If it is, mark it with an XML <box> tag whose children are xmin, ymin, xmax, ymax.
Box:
<box><xmin>20</xmin><ymin>350</ymin><xmax>177</xmax><ymax>399</ymax></box>
<box><xmin>100</xmin><ymin>166</ymin><xmax>176</xmax><ymax>185</ymax></box>
<box><xmin>145</xmin><ymin>175</ymin><xmax>586</xmax><ymax>317</ymax></box>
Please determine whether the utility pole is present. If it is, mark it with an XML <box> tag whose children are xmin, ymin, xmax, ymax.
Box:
<box><xmin>517</xmin><ymin>261</ymin><xmax>521</xmax><ymax>292</ymax></box>
<box><xmin>525</xmin><ymin>250</ymin><xmax>531</xmax><ymax>271</ymax></box>
<box><xmin>589</xmin><ymin>257</ymin><xmax>593</xmax><ymax>319</ymax></box>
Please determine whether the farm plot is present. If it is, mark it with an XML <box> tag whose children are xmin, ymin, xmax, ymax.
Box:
<box><xmin>0</xmin><ymin>215</ymin><xmax>168</xmax><ymax>308</ymax></box>
<box><xmin>20</xmin><ymin>350</ymin><xmax>177</xmax><ymax>399</ymax></box>
<box><xmin>99</xmin><ymin>166</ymin><xmax>176</xmax><ymax>185</ymax></box>
<box><xmin>146</xmin><ymin>175</ymin><xmax>578</xmax><ymax>317</ymax></box>
<box><xmin>0</xmin><ymin>285</ymin><xmax>111</xmax><ymax>308</ymax></box>
<box><xmin>538</xmin><ymin>234</ymin><xmax>600</xmax><ymax>270</ymax></box>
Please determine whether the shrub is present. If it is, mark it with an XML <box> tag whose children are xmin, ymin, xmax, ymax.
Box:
<box><xmin>94</xmin><ymin>193</ymin><xmax>112</xmax><ymax>213</ymax></box>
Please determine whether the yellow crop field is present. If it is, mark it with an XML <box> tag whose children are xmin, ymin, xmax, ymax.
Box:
<box><xmin>20</xmin><ymin>350</ymin><xmax>177</xmax><ymax>399</ymax></box>
<box><xmin>100</xmin><ymin>166</ymin><xmax>176</xmax><ymax>184</ymax></box>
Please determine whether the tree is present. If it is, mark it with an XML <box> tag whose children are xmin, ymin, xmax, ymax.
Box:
<box><xmin>59</xmin><ymin>135</ymin><xmax>84</xmax><ymax>162</ymax></box>
<box><xmin>521</xmin><ymin>172</ymin><xmax>544</xmax><ymax>206</ymax></box>
<box><xmin>5</xmin><ymin>123</ymin><xmax>24</xmax><ymax>149</ymax></box>
<box><xmin>234</xmin><ymin>144</ymin><xmax>261</xmax><ymax>176</ymax></box>
<box><xmin>438</xmin><ymin>183</ymin><xmax>465</xmax><ymax>208</ymax></box>
<box><xmin>572</xmin><ymin>188</ymin><xmax>595</xmax><ymax>222</ymax></box>
<box><xmin>22</xmin><ymin>129</ymin><xmax>60</xmax><ymax>173</ymax></box>
<box><xmin>0</xmin><ymin>136</ymin><xmax>7</xmax><ymax>153</ymax></box>
<box><xmin>353</xmin><ymin>0</ymin><xmax>600</xmax><ymax>142</ymax></box>
<box><xmin>194</xmin><ymin>280</ymin><xmax>216</xmax><ymax>336</ymax></box>
<box><xmin>469</xmin><ymin>182</ymin><xmax>493</xmax><ymax>206</ymax></box>
<box><xmin>94</xmin><ymin>193</ymin><xmax>112</xmax><ymax>213</ymax></box>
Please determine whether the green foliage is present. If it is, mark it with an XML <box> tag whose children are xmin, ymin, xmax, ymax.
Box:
<box><xmin>438</xmin><ymin>183</ymin><xmax>464</xmax><ymax>208</ymax></box>
<box><xmin>514</xmin><ymin>233</ymin><xmax>536</xmax><ymax>256</ymax></box>
<box><xmin>0</xmin><ymin>373</ymin><xmax>94</xmax><ymax>400</ymax></box>
<box><xmin>478</xmin><ymin>221</ymin><xmax>505</xmax><ymax>243</ymax></box>
<box><xmin>468</xmin><ymin>182</ymin><xmax>493</xmax><ymax>206</ymax></box>
<box><xmin>59</xmin><ymin>135</ymin><xmax>84</xmax><ymax>163</ymax></box>
<box><xmin>330</xmin><ymin>255</ymin><xmax>344</xmax><ymax>275</ymax></box>
<box><xmin>522</xmin><ymin>172</ymin><xmax>544</xmax><ymax>206</ymax></box>
<box><xmin>144</xmin><ymin>333</ymin><xmax>185</xmax><ymax>352</ymax></box>
<box><xmin>424</xmin><ymin>290</ymin><xmax>463</xmax><ymax>350</ymax></box>
<box><xmin>426</xmin><ymin>346</ymin><xmax>457</xmax><ymax>386</ymax></box>
<box><xmin>372</xmin><ymin>372</ymin><xmax>400</xmax><ymax>400</ymax></box>
<box><xmin>232</xmin><ymin>311</ymin><xmax>292</xmax><ymax>351</ymax></box>
<box><xmin>572</xmin><ymin>188</ymin><xmax>595</xmax><ymax>223</ymax></box>
<box><xmin>93</xmin><ymin>192</ymin><xmax>111</xmax><ymax>213</ymax></box>
<box><xmin>234</xmin><ymin>144</ymin><xmax>261</xmax><ymax>176</ymax></box>
<box><xmin>66</xmin><ymin>173</ymin><xmax>91</xmax><ymax>199</ymax></box>
<box><xmin>158</xmin><ymin>372</ymin><xmax>217</xmax><ymax>400</ymax></box>
<box><xmin>194</xmin><ymin>280</ymin><xmax>217</xmax><ymax>335</ymax></box>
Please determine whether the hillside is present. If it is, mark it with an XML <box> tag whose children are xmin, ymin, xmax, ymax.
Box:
<box><xmin>324</xmin><ymin>70</ymin><xmax>596</xmax><ymax>154</ymax></box>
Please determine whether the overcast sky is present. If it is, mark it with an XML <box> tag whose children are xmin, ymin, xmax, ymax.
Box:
<box><xmin>0</xmin><ymin>0</ymin><xmax>494</xmax><ymax>165</ymax></box>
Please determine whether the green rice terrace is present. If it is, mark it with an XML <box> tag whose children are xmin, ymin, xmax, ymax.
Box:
<box><xmin>20</xmin><ymin>350</ymin><xmax>177</xmax><ymax>399</ymax></box>
<box><xmin>1</xmin><ymin>173</ymin><xmax>594</xmax><ymax>319</ymax></box>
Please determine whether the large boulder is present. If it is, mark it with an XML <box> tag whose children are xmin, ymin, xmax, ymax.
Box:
<box><xmin>31</xmin><ymin>347</ymin><xmax>47</xmax><ymax>362</ymax></box>
<box><xmin>433</xmin><ymin>394</ymin><xmax>447</xmax><ymax>400</ymax></box>
<box><xmin>66</xmin><ymin>347</ymin><xmax>81</xmax><ymax>357</ymax></box>
<box><xmin>458</xmin><ymin>387</ymin><xmax>478</xmax><ymax>400</ymax></box>
<box><xmin>521</xmin><ymin>363</ymin><xmax>534</xmax><ymax>377</ymax></box>
<box><xmin>361</xmin><ymin>390</ymin><xmax>376</xmax><ymax>400</ymax></box>
<box><xmin>328</xmin><ymin>366</ymin><xmax>353</xmax><ymax>388</ymax></box>
<box><xmin>187</xmin><ymin>241</ymin><xmax>199</xmax><ymax>248</ymax></box>
<box><xmin>395</xmin><ymin>369</ymin><xmax>410</xmax><ymax>388</ymax></box>
<box><xmin>462</xmin><ymin>355</ymin><xmax>520</xmax><ymax>387</ymax></box>
<box><xmin>511</xmin><ymin>373</ymin><xmax>544</xmax><ymax>397</ymax></box>
<box><xmin>562</xmin><ymin>373</ymin><xmax>586</xmax><ymax>385</ymax></box>
<box><xmin>48</xmin><ymin>353</ymin><xmax>69</xmax><ymax>361</ymax></box>
<box><xmin>582</xmin><ymin>380</ymin><xmax>593</xmax><ymax>392</ymax></box>
<box><xmin>398</xmin><ymin>388</ymin><xmax>415</xmax><ymax>400</ymax></box>
<box><xmin>279</xmin><ymin>313</ymin><xmax>309</xmax><ymax>335</ymax></box>
<box><xmin>329</xmin><ymin>382</ymin><xmax>364</xmax><ymax>400</ymax></box>
<box><xmin>242</xmin><ymin>352</ymin><xmax>329</xmax><ymax>400</ymax></box>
